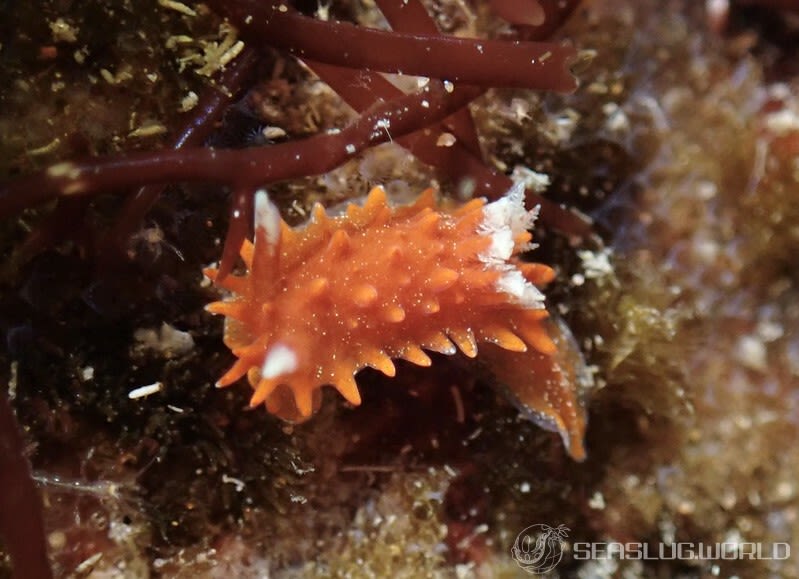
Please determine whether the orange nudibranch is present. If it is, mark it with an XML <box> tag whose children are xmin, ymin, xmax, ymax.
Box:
<box><xmin>205</xmin><ymin>184</ymin><xmax>587</xmax><ymax>459</ymax></box>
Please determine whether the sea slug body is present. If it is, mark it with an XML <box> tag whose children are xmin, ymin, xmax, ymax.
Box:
<box><xmin>204</xmin><ymin>184</ymin><xmax>560</xmax><ymax>425</ymax></box>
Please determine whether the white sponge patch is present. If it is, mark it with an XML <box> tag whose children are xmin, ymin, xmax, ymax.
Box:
<box><xmin>477</xmin><ymin>183</ymin><xmax>545</xmax><ymax>309</ymax></box>
<box><xmin>496</xmin><ymin>270</ymin><xmax>546</xmax><ymax>306</ymax></box>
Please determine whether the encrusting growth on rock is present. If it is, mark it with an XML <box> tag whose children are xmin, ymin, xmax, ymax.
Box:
<box><xmin>205</xmin><ymin>184</ymin><xmax>585</xmax><ymax>458</ymax></box>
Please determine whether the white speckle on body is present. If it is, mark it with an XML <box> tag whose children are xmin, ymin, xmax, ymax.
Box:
<box><xmin>261</xmin><ymin>343</ymin><xmax>298</xmax><ymax>379</ymax></box>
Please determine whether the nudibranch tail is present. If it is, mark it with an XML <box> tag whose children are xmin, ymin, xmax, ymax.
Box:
<box><xmin>205</xmin><ymin>184</ymin><xmax>574</xmax><ymax>444</ymax></box>
<box><xmin>482</xmin><ymin>317</ymin><xmax>590</xmax><ymax>462</ymax></box>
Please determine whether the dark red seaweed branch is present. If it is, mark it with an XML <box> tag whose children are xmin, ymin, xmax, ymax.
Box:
<box><xmin>206</xmin><ymin>0</ymin><xmax>578</xmax><ymax>92</ymax></box>
<box><xmin>0</xmin><ymin>83</ymin><xmax>477</xmax><ymax>218</ymax></box>
<box><xmin>0</xmin><ymin>391</ymin><xmax>53</xmax><ymax>579</ymax></box>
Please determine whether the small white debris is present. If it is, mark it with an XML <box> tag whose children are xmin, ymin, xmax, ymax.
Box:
<box><xmin>345</xmin><ymin>143</ymin><xmax>356</xmax><ymax>154</ymax></box>
<box><xmin>8</xmin><ymin>361</ymin><xmax>18</xmax><ymax>400</ymax></box>
<box><xmin>764</xmin><ymin>108</ymin><xmax>799</xmax><ymax>136</ymax></box>
<box><xmin>736</xmin><ymin>335</ymin><xmax>767</xmax><ymax>372</ymax></box>
<box><xmin>179</xmin><ymin>91</ymin><xmax>199</xmax><ymax>112</ymax></box>
<box><xmin>81</xmin><ymin>366</ymin><xmax>95</xmax><ymax>381</ymax></box>
<box><xmin>261</xmin><ymin>343</ymin><xmax>298</xmax><ymax>379</ymax></box>
<box><xmin>768</xmin><ymin>83</ymin><xmax>791</xmax><ymax>101</ymax></box>
<box><xmin>571</xmin><ymin>273</ymin><xmax>585</xmax><ymax>286</ymax></box>
<box><xmin>776</xmin><ymin>481</ymin><xmax>794</xmax><ymax>501</ymax></box>
<box><xmin>261</xmin><ymin>126</ymin><xmax>287</xmax><ymax>139</ymax></box>
<box><xmin>577</xmin><ymin>248</ymin><xmax>614</xmax><ymax>279</ymax></box>
<box><xmin>588</xmin><ymin>491</ymin><xmax>606</xmax><ymax>510</ymax></box>
<box><xmin>47</xmin><ymin>161</ymin><xmax>81</xmax><ymax>180</ymax></box>
<box><xmin>509</xmin><ymin>98</ymin><xmax>532</xmax><ymax>122</ymax></box>
<box><xmin>436</xmin><ymin>132</ymin><xmax>456</xmax><ymax>147</ymax></box>
<box><xmin>696</xmin><ymin>180</ymin><xmax>717</xmax><ymax>200</ymax></box>
<box><xmin>73</xmin><ymin>47</ymin><xmax>88</xmax><ymax>64</ymax></box>
<box><xmin>315</xmin><ymin>0</ymin><xmax>331</xmax><ymax>20</ymax></box>
<box><xmin>186</xmin><ymin>24</ymin><xmax>245</xmax><ymax>77</ymax></box>
<box><xmin>217</xmin><ymin>40</ymin><xmax>244</xmax><ymax>69</ymax></box>
<box><xmin>222</xmin><ymin>474</ymin><xmax>246</xmax><ymax>492</ymax></box>
<box><xmin>375</xmin><ymin>118</ymin><xmax>391</xmax><ymax>141</ymax></box>
<box><xmin>165</xmin><ymin>34</ymin><xmax>193</xmax><ymax>49</ymax></box>
<box><xmin>128</xmin><ymin>382</ymin><xmax>163</xmax><ymax>399</ymax></box>
<box><xmin>443</xmin><ymin>80</ymin><xmax>454</xmax><ymax>93</ymax></box>
<box><xmin>108</xmin><ymin>518</ymin><xmax>139</xmax><ymax>543</ymax></box>
<box><xmin>48</xmin><ymin>531</ymin><xmax>67</xmax><ymax>551</ymax></box>
<box><xmin>694</xmin><ymin>238</ymin><xmax>719</xmax><ymax>263</ymax></box>
<box><xmin>511</xmin><ymin>165</ymin><xmax>550</xmax><ymax>193</ymax></box>
<box><xmin>73</xmin><ymin>553</ymin><xmax>103</xmax><ymax>574</ymax></box>
<box><xmin>543</xmin><ymin>108</ymin><xmax>580</xmax><ymax>143</ymax></box>
<box><xmin>100</xmin><ymin>67</ymin><xmax>134</xmax><ymax>86</ymax></box>
<box><xmin>602</xmin><ymin>102</ymin><xmax>630</xmax><ymax>133</ymax></box>
<box><xmin>756</xmin><ymin>319</ymin><xmax>784</xmax><ymax>342</ymax></box>
<box><xmin>128</xmin><ymin>123</ymin><xmax>168</xmax><ymax>138</ymax></box>
<box><xmin>49</xmin><ymin>18</ymin><xmax>79</xmax><ymax>43</ymax></box>
<box><xmin>133</xmin><ymin>323</ymin><xmax>194</xmax><ymax>358</ymax></box>
<box><xmin>455</xmin><ymin>563</ymin><xmax>475</xmax><ymax>578</ymax></box>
